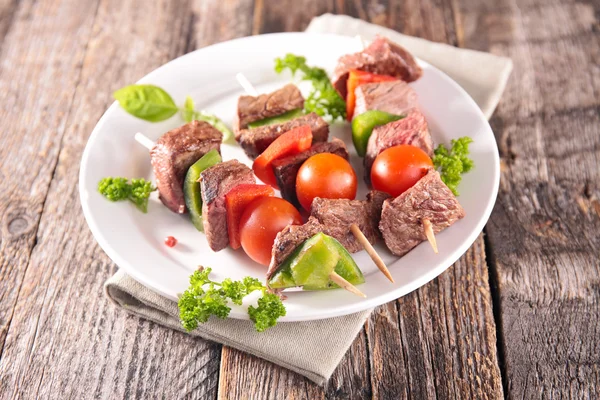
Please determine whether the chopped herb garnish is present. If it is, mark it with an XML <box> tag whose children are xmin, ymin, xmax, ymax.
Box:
<box><xmin>178</xmin><ymin>267</ymin><xmax>286</xmax><ymax>332</ymax></box>
<box><xmin>432</xmin><ymin>137</ymin><xmax>474</xmax><ymax>195</ymax></box>
<box><xmin>275</xmin><ymin>54</ymin><xmax>346</xmax><ymax>122</ymax></box>
<box><xmin>98</xmin><ymin>177</ymin><xmax>156</xmax><ymax>213</ymax></box>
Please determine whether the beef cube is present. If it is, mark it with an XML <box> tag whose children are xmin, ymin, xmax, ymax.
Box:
<box><xmin>332</xmin><ymin>36</ymin><xmax>422</xmax><ymax>98</ymax></box>
<box><xmin>238</xmin><ymin>112</ymin><xmax>329</xmax><ymax>159</ymax></box>
<box><xmin>272</xmin><ymin>138</ymin><xmax>348</xmax><ymax>206</ymax></box>
<box><xmin>379</xmin><ymin>170</ymin><xmax>465</xmax><ymax>256</ymax></box>
<box><xmin>200</xmin><ymin>160</ymin><xmax>255</xmax><ymax>252</ymax></box>
<box><xmin>310</xmin><ymin>190</ymin><xmax>391</xmax><ymax>253</ymax></box>
<box><xmin>267</xmin><ymin>217</ymin><xmax>324</xmax><ymax>279</ymax></box>
<box><xmin>150</xmin><ymin>120</ymin><xmax>222</xmax><ymax>214</ymax></box>
<box><xmin>233</xmin><ymin>84</ymin><xmax>304</xmax><ymax>134</ymax></box>
<box><xmin>364</xmin><ymin>108</ymin><xmax>433</xmax><ymax>184</ymax></box>
<box><xmin>354</xmin><ymin>80</ymin><xmax>418</xmax><ymax>117</ymax></box>
<box><xmin>367</xmin><ymin>190</ymin><xmax>392</xmax><ymax>218</ymax></box>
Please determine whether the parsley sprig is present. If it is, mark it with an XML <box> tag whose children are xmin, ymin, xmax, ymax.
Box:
<box><xmin>98</xmin><ymin>177</ymin><xmax>156</xmax><ymax>213</ymax></box>
<box><xmin>178</xmin><ymin>267</ymin><xmax>286</xmax><ymax>332</ymax></box>
<box><xmin>275</xmin><ymin>54</ymin><xmax>346</xmax><ymax>122</ymax></box>
<box><xmin>433</xmin><ymin>137</ymin><xmax>474</xmax><ymax>195</ymax></box>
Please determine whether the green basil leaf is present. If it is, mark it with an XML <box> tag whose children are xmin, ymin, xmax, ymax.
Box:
<box><xmin>113</xmin><ymin>84</ymin><xmax>179</xmax><ymax>122</ymax></box>
<box><xmin>182</xmin><ymin>96</ymin><xmax>195</xmax><ymax>123</ymax></box>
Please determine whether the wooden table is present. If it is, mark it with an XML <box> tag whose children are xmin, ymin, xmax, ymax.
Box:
<box><xmin>0</xmin><ymin>0</ymin><xmax>598</xmax><ymax>398</ymax></box>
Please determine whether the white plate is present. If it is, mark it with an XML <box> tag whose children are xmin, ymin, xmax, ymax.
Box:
<box><xmin>80</xmin><ymin>33</ymin><xmax>499</xmax><ymax>322</ymax></box>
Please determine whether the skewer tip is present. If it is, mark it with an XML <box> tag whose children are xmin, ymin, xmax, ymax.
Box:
<box><xmin>422</xmin><ymin>219</ymin><xmax>438</xmax><ymax>254</ymax></box>
<box><xmin>329</xmin><ymin>271</ymin><xmax>367</xmax><ymax>298</ymax></box>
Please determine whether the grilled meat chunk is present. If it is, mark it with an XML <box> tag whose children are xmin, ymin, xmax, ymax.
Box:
<box><xmin>150</xmin><ymin>120</ymin><xmax>222</xmax><ymax>214</ymax></box>
<box><xmin>200</xmin><ymin>160</ymin><xmax>255</xmax><ymax>252</ymax></box>
<box><xmin>310</xmin><ymin>190</ymin><xmax>390</xmax><ymax>253</ymax></box>
<box><xmin>364</xmin><ymin>108</ymin><xmax>433</xmax><ymax>184</ymax></box>
<box><xmin>267</xmin><ymin>217</ymin><xmax>323</xmax><ymax>279</ymax></box>
<box><xmin>233</xmin><ymin>84</ymin><xmax>304</xmax><ymax>134</ymax></box>
<box><xmin>332</xmin><ymin>36</ymin><xmax>422</xmax><ymax>98</ymax></box>
<box><xmin>379</xmin><ymin>170</ymin><xmax>465</xmax><ymax>256</ymax></box>
<box><xmin>354</xmin><ymin>80</ymin><xmax>418</xmax><ymax>117</ymax></box>
<box><xmin>238</xmin><ymin>112</ymin><xmax>329</xmax><ymax>159</ymax></box>
<box><xmin>272</xmin><ymin>138</ymin><xmax>348</xmax><ymax>206</ymax></box>
<box><xmin>267</xmin><ymin>191</ymin><xmax>391</xmax><ymax>278</ymax></box>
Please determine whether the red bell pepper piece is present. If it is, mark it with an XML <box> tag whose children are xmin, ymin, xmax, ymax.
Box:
<box><xmin>225</xmin><ymin>184</ymin><xmax>275</xmax><ymax>249</ymax></box>
<box><xmin>252</xmin><ymin>125</ymin><xmax>313</xmax><ymax>188</ymax></box>
<box><xmin>346</xmin><ymin>70</ymin><xmax>397</xmax><ymax>121</ymax></box>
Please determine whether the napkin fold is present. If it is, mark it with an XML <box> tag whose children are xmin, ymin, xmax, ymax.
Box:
<box><xmin>104</xmin><ymin>14</ymin><xmax>512</xmax><ymax>386</ymax></box>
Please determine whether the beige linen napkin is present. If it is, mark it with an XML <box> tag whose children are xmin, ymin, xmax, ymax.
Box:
<box><xmin>104</xmin><ymin>14</ymin><xmax>512</xmax><ymax>386</ymax></box>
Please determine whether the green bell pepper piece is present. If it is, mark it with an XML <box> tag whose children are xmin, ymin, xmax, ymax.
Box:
<box><xmin>305</xmin><ymin>236</ymin><xmax>365</xmax><ymax>290</ymax></box>
<box><xmin>247</xmin><ymin>109</ymin><xmax>304</xmax><ymax>129</ymax></box>
<box><xmin>183</xmin><ymin>149</ymin><xmax>221</xmax><ymax>231</ymax></box>
<box><xmin>268</xmin><ymin>233</ymin><xmax>365</xmax><ymax>290</ymax></box>
<box><xmin>351</xmin><ymin>110</ymin><xmax>404</xmax><ymax>157</ymax></box>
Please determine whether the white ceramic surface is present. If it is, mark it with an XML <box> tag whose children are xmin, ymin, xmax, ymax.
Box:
<box><xmin>79</xmin><ymin>33</ymin><xmax>499</xmax><ymax>321</ymax></box>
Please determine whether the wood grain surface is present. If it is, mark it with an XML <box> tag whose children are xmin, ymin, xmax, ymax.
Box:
<box><xmin>0</xmin><ymin>0</ymin><xmax>596</xmax><ymax>399</ymax></box>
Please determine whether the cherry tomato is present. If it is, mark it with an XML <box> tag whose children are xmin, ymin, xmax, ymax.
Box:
<box><xmin>239</xmin><ymin>197</ymin><xmax>303</xmax><ymax>266</ymax></box>
<box><xmin>296</xmin><ymin>153</ymin><xmax>358</xmax><ymax>211</ymax></box>
<box><xmin>371</xmin><ymin>145</ymin><xmax>433</xmax><ymax>197</ymax></box>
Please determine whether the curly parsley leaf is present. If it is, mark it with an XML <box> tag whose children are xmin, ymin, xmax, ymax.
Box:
<box><xmin>248</xmin><ymin>293</ymin><xmax>287</xmax><ymax>332</ymax></box>
<box><xmin>178</xmin><ymin>267</ymin><xmax>286</xmax><ymax>332</ymax></box>
<box><xmin>433</xmin><ymin>137</ymin><xmax>474</xmax><ymax>196</ymax></box>
<box><xmin>97</xmin><ymin>177</ymin><xmax>156</xmax><ymax>213</ymax></box>
<box><xmin>275</xmin><ymin>54</ymin><xmax>346</xmax><ymax>122</ymax></box>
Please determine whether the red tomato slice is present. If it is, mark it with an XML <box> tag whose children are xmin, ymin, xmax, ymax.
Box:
<box><xmin>346</xmin><ymin>70</ymin><xmax>397</xmax><ymax>121</ymax></box>
<box><xmin>225</xmin><ymin>184</ymin><xmax>275</xmax><ymax>249</ymax></box>
<box><xmin>252</xmin><ymin>125</ymin><xmax>313</xmax><ymax>188</ymax></box>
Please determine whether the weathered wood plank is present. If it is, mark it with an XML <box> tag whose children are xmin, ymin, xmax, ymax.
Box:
<box><xmin>458</xmin><ymin>0</ymin><xmax>600</xmax><ymax>397</ymax></box>
<box><xmin>0</xmin><ymin>0</ymin><xmax>244</xmax><ymax>398</ymax></box>
<box><xmin>0</xmin><ymin>0</ymin><xmax>101</xmax><ymax>359</ymax></box>
<box><xmin>0</xmin><ymin>0</ymin><xmax>18</xmax><ymax>46</ymax></box>
<box><xmin>367</xmin><ymin>237</ymin><xmax>502</xmax><ymax>399</ymax></box>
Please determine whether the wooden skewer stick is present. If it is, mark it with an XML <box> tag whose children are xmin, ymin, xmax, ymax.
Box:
<box><xmin>236</xmin><ymin>72</ymin><xmax>259</xmax><ymax>96</ymax></box>
<box><xmin>422</xmin><ymin>218</ymin><xmax>438</xmax><ymax>254</ymax></box>
<box><xmin>350</xmin><ymin>224</ymin><xmax>394</xmax><ymax>283</ymax></box>
<box><xmin>135</xmin><ymin>132</ymin><xmax>155</xmax><ymax>150</ymax></box>
<box><xmin>329</xmin><ymin>271</ymin><xmax>367</xmax><ymax>298</ymax></box>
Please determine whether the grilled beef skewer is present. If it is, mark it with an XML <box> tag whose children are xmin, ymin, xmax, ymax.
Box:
<box><xmin>364</xmin><ymin>108</ymin><xmax>433</xmax><ymax>184</ymax></box>
<box><xmin>233</xmin><ymin>82</ymin><xmax>330</xmax><ymax>159</ymax></box>
<box><xmin>354</xmin><ymin>80</ymin><xmax>418</xmax><ymax>118</ymax></box>
<box><xmin>149</xmin><ymin>121</ymin><xmax>222</xmax><ymax>214</ymax></box>
<box><xmin>233</xmin><ymin>83</ymin><xmax>304</xmax><ymax>133</ymax></box>
<box><xmin>267</xmin><ymin>190</ymin><xmax>389</xmax><ymax>280</ymax></box>
<box><xmin>332</xmin><ymin>35</ymin><xmax>423</xmax><ymax>99</ymax></box>
<box><xmin>200</xmin><ymin>160</ymin><xmax>255</xmax><ymax>252</ymax></box>
<box><xmin>379</xmin><ymin>169</ymin><xmax>465</xmax><ymax>256</ymax></box>
<box><xmin>238</xmin><ymin>113</ymin><xmax>328</xmax><ymax>159</ymax></box>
